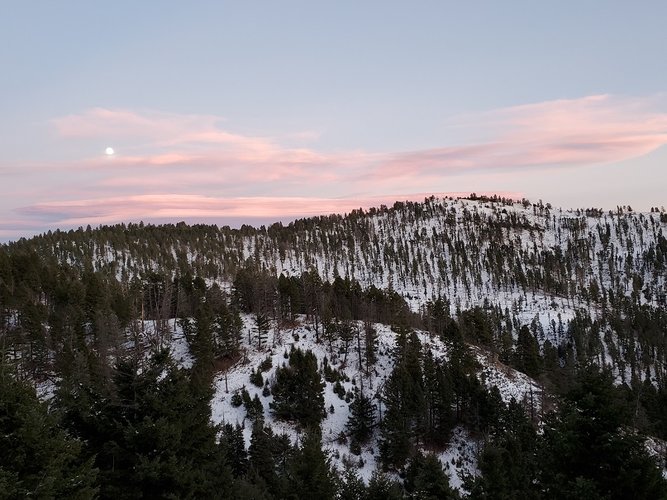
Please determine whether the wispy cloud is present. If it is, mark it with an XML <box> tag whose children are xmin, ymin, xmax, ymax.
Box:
<box><xmin>16</xmin><ymin>192</ymin><xmax>522</xmax><ymax>228</ymax></box>
<box><xmin>374</xmin><ymin>94</ymin><xmax>667</xmax><ymax>179</ymax></box>
<box><xmin>49</xmin><ymin>95</ymin><xmax>667</xmax><ymax>183</ymax></box>
<box><xmin>2</xmin><ymin>94</ymin><xmax>665</xmax><ymax>238</ymax></box>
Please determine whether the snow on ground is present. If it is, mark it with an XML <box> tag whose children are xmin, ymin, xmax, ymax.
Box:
<box><xmin>35</xmin><ymin>378</ymin><xmax>57</xmax><ymax>402</ymax></box>
<box><xmin>205</xmin><ymin>313</ymin><xmax>540</xmax><ymax>491</ymax></box>
<box><xmin>472</xmin><ymin>346</ymin><xmax>542</xmax><ymax>405</ymax></box>
<box><xmin>438</xmin><ymin>426</ymin><xmax>481</xmax><ymax>491</ymax></box>
<box><xmin>169</xmin><ymin>322</ymin><xmax>194</xmax><ymax>369</ymax></box>
<box><xmin>645</xmin><ymin>436</ymin><xmax>667</xmax><ymax>479</ymax></box>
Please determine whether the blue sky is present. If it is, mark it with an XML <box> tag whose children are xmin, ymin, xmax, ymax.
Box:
<box><xmin>1</xmin><ymin>1</ymin><xmax>666</xmax><ymax>240</ymax></box>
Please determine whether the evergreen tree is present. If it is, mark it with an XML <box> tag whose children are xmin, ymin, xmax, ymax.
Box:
<box><xmin>214</xmin><ymin>300</ymin><xmax>243</xmax><ymax>359</ymax></box>
<box><xmin>0</xmin><ymin>370</ymin><xmax>98</xmax><ymax>499</ymax></box>
<box><xmin>422</xmin><ymin>351</ymin><xmax>454</xmax><ymax>445</ymax></box>
<box><xmin>286</xmin><ymin>431</ymin><xmax>337</xmax><ymax>500</ymax></box>
<box><xmin>346</xmin><ymin>390</ymin><xmax>377</xmax><ymax>445</ymax></box>
<box><xmin>57</xmin><ymin>352</ymin><xmax>235</xmax><ymax>499</ymax></box>
<box><xmin>365</xmin><ymin>470</ymin><xmax>404</xmax><ymax>500</ymax></box>
<box><xmin>248</xmin><ymin>419</ymin><xmax>279</xmax><ymax>494</ymax></box>
<box><xmin>380</xmin><ymin>330</ymin><xmax>426</xmax><ymax>469</ymax></box>
<box><xmin>270</xmin><ymin>348</ymin><xmax>325</xmax><ymax>428</ymax></box>
<box><xmin>466</xmin><ymin>399</ymin><xmax>538</xmax><ymax>499</ymax></box>
<box><xmin>255</xmin><ymin>312</ymin><xmax>270</xmax><ymax>349</ymax></box>
<box><xmin>537</xmin><ymin>365</ymin><xmax>667</xmax><ymax>499</ymax></box>
<box><xmin>515</xmin><ymin>325</ymin><xmax>541</xmax><ymax>377</ymax></box>
<box><xmin>220</xmin><ymin>423</ymin><xmax>248</xmax><ymax>478</ymax></box>
<box><xmin>338</xmin><ymin>465</ymin><xmax>366</xmax><ymax>500</ymax></box>
<box><xmin>404</xmin><ymin>452</ymin><xmax>458</xmax><ymax>500</ymax></box>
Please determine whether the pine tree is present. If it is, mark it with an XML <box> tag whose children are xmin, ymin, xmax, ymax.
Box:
<box><xmin>405</xmin><ymin>452</ymin><xmax>458</xmax><ymax>500</ymax></box>
<box><xmin>287</xmin><ymin>431</ymin><xmax>337</xmax><ymax>500</ymax></box>
<box><xmin>0</xmin><ymin>370</ymin><xmax>98</xmax><ymax>499</ymax></box>
<box><xmin>422</xmin><ymin>351</ymin><xmax>454</xmax><ymax>445</ymax></box>
<box><xmin>346</xmin><ymin>390</ymin><xmax>377</xmax><ymax>445</ymax></box>
<box><xmin>365</xmin><ymin>470</ymin><xmax>404</xmax><ymax>500</ymax></box>
<box><xmin>379</xmin><ymin>364</ymin><xmax>417</xmax><ymax>469</ymax></box>
<box><xmin>537</xmin><ymin>365</ymin><xmax>667</xmax><ymax>499</ymax></box>
<box><xmin>515</xmin><ymin>325</ymin><xmax>541</xmax><ymax>377</ymax></box>
<box><xmin>364</xmin><ymin>321</ymin><xmax>378</xmax><ymax>371</ymax></box>
<box><xmin>270</xmin><ymin>348</ymin><xmax>325</xmax><ymax>428</ymax></box>
<box><xmin>214</xmin><ymin>300</ymin><xmax>242</xmax><ymax>359</ymax></box>
<box><xmin>338</xmin><ymin>465</ymin><xmax>367</xmax><ymax>500</ymax></box>
<box><xmin>255</xmin><ymin>312</ymin><xmax>270</xmax><ymax>349</ymax></box>
<box><xmin>466</xmin><ymin>399</ymin><xmax>538</xmax><ymax>499</ymax></box>
<box><xmin>220</xmin><ymin>423</ymin><xmax>248</xmax><ymax>478</ymax></box>
<box><xmin>380</xmin><ymin>330</ymin><xmax>425</xmax><ymax>469</ymax></box>
<box><xmin>248</xmin><ymin>419</ymin><xmax>279</xmax><ymax>492</ymax></box>
<box><xmin>57</xmin><ymin>352</ymin><xmax>235</xmax><ymax>499</ymax></box>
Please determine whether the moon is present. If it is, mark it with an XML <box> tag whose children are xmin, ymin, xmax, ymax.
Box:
<box><xmin>105</xmin><ymin>147</ymin><xmax>115</xmax><ymax>156</ymax></box>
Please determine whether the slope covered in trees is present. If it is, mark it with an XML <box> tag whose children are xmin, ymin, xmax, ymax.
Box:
<box><xmin>6</xmin><ymin>195</ymin><xmax>667</xmax><ymax>382</ymax></box>
<box><xmin>0</xmin><ymin>195</ymin><xmax>666</xmax><ymax>498</ymax></box>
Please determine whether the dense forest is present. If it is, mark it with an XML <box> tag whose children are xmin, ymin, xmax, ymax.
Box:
<box><xmin>1</xmin><ymin>195</ymin><xmax>666</xmax><ymax>498</ymax></box>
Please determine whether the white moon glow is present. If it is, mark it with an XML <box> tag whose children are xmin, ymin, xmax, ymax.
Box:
<box><xmin>105</xmin><ymin>147</ymin><xmax>115</xmax><ymax>156</ymax></box>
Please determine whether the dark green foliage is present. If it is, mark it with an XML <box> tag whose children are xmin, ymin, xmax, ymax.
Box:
<box><xmin>255</xmin><ymin>312</ymin><xmax>270</xmax><ymax>349</ymax></box>
<box><xmin>380</xmin><ymin>330</ymin><xmax>425</xmax><ymax>469</ymax></box>
<box><xmin>466</xmin><ymin>399</ymin><xmax>538</xmax><ymax>499</ymax></box>
<box><xmin>213</xmin><ymin>299</ymin><xmax>243</xmax><ymax>359</ymax></box>
<box><xmin>404</xmin><ymin>452</ymin><xmax>458</xmax><ymax>500</ymax></box>
<box><xmin>333</xmin><ymin>380</ymin><xmax>346</xmax><ymax>399</ymax></box>
<box><xmin>250</xmin><ymin>367</ymin><xmax>264</xmax><ymax>387</ymax></box>
<box><xmin>56</xmin><ymin>352</ymin><xmax>235</xmax><ymax>499</ymax></box>
<box><xmin>231</xmin><ymin>391</ymin><xmax>243</xmax><ymax>407</ymax></box>
<box><xmin>346</xmin><ymin>390</ymin><xmax>377</xmax><ymax>445</ymax></box>
<box><xmin>422</xmin><ymin>350</ymin><xmax>454</xmax><ymax>445</ymax></box>
<box><xmin>248</xmin><ymin>419</ymin><xmax>280</xmax><ymax>493</ymax></box>
<box><xmin>4</xmin><ymin>199</ymin><xmax>667</xmax><ymax>499</ymax></box>
<box><xmin>0</xmin><ymin>370</ymin><xmax>98</xmax><ymax>499</ymax></box>
<box><xmin>458</xmin><ymin>307</ymin><xmax>495</xmax><ymax>348</ymax></box>
<box><xmin>515</xmin><ymin>325</ymin><xmax>542</xmax><ymax>377</ymax></box>
<box><xmin>536</xmin><ymin>365</ymin><xmax>667</xmax><ymax>500</ymax></box>
<box><xmin>469</xmin><ymin>366</ymin><xmax>667</xmax><ymax>499</ymax></box>
<box><xmin>423</xmin><ymin>296</ymin><xmax>452</xmax><ymax>338</ymax></box>
<box><xmin>258</xmin><ymin>355</ymin><xmax>273</xmax><ymax>372</ymax></box>
<box><xmin>220</xmin><ymin>423</ymin><xmax>248</xmax><ymax>478</ymax></box>
<box><xmin>241</xmin><ymin>388</ymin><xmax>264</xmax><ymax>421</ymax></box>
<box><xmin>270</xmin><ymin>348</ymin><xmax>325</xmax><ymax>428</ymax></box>
<box><xmin>366</xmin><ymin>470</ymin><xmax>404</xmax><ymax>500</ymax></box>
<box><xmin>286</xmin><ymin>431</ymin><xmax>337</xmax><ymax>500</ymax></box>
<box><xmin>232</xmin><ymin>266</ymin><xmax>258</xmax><ymax>314</ymax></box>
<box><xmin>364</xmin><ymin>321</ymin><xmax>378</xmax><ymax>369</ymax></box>
<box><xmin>185</xmin><ymin>300</ymin><xmax>217</xmax><ymax>388</ymax></box>
<box><xmin>338</xmin><ymin>465</ymin><xmax>367</xmax><ymax>500</ymax></box>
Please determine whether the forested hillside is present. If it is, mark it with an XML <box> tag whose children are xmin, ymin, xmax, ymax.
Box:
<box><xmin>10</xmin><ymin>195</ymin><xmax>667</xmax><ymax>381</ymax></box>
<box><xmin>1</xmin><ymin>195</ymin><xmax>666</xmax><ymax>498</ymax></box>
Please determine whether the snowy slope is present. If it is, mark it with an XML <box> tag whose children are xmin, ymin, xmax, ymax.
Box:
<box><xmin>201</xmin><ymin>313</ymin><xmax>540</xmax><ymax>491</ymax></box>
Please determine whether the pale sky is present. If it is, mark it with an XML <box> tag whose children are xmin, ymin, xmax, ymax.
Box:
<box><xmin>2</xmin><ymin>1</ymin><xmax>666</xmax><ymax>241</ymax></box>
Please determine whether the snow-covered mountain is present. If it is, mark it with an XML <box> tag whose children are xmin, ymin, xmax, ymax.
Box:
<box><xmin>6</xmin><ymin>195</ymin><xmax>667</xmax><ymax>497</ymax></box>
<box><xmin>20</xmin><ymin>195</ymin><xmax>667</xmax><ymax>381</ymax></box>
<box><xmin>158</xmin><ymin>313</ymin><xmax>542</xmax><ymax>493</ymax></box>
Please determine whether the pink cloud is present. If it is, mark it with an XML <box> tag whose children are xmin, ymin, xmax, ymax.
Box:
<box><xmin>48</xmin><ymin>95</ymin><xmax>667</xmax><ymax>189</ymax></box>
<box><xmin>51</xmin><ymin>107</ymin><xmax>365</xmax><ymax>189</ymax></box>
<box><xmin>52</xmin><ymin>108</ymin><xmax>323</xmax><ymax>161</ymax></box>
<box><xmin>16</xmin><ymin>192</ymin><xmax>522</xmax><ymax>228</ymax></box>
<box><xmin>3</xmin><ymin>94</ymin><xmax>664</xmax><ymax>240</ymax></box>
<box><xmin>374</xmin><ymin>94</ymin><xmax>667</xmax><ymax>179</ymax></box>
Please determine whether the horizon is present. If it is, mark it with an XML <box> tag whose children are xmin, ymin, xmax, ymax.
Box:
<box><xmin>2</xmin><ymin>2</ymin><xmax>666</xmax><ymax>241</ymax></box>
<box><xmin>4</xmin><ymin>193</ymin><xmax>661</xmax><ymax>245</ymax></box>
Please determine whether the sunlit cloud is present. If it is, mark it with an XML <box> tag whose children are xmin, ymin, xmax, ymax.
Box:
<box><xmin>49</xmin><ymin>95</ymin><xmax>667</xmax><ymax>184</ymax></box>
<box><xmin>2</xmin><ymin>94</ymin><xmax>666</xmax><ymax>239</ymax></box>
<box><xmin>374</xmin><ymin>94</ymin><xmax>667</xmax><ymax>178</ymax></box>
<box><xmin>16</xmin><ymin>192</ymin><xmax>522</xmax><ymax>228</ymax></box>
